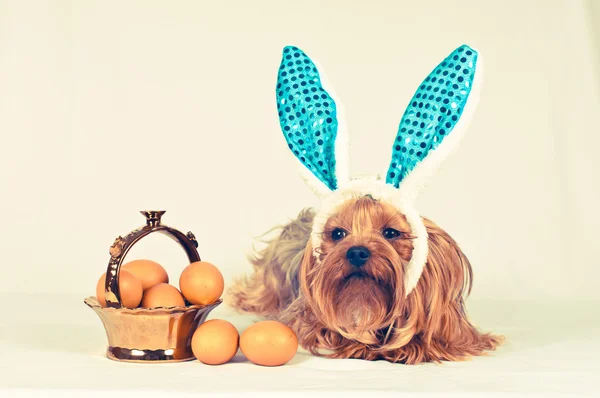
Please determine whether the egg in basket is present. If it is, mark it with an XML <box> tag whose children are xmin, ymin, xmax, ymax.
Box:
<box><xmin>84</xmin><ymin>210</ymin><xmax>223</xmax><ymax>363</ymax></box>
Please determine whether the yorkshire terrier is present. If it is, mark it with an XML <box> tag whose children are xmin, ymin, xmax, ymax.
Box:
<box><xmin>230</xmin><ymin>45</ymin><xmax>502</xmax><ymax>364</ymax></box>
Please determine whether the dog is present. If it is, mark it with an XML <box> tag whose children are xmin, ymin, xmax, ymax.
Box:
<box><xmin>229</xmin><ymin>45</ymin><xmax>502</xmax><ymax>363</ymax></box>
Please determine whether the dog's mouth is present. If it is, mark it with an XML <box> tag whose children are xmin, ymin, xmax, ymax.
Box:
<box><xmin>332</xmin><ymin>270</ymin><xmax>394</xmax><ymax>335</ymax></box>
<box><xmin>343</xmin><ymin>270</ymin><xmax>375</xmax><ymax>282</ymax></box>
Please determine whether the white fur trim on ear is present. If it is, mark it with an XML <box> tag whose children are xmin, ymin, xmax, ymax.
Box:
<box><xmin>396</xmin><ymin>51</ymin><xmax>484</xmax><ymax>203</ymax></box>
<box><xmin>310</xmin><ymin>178</ymin><xmax>428</xmax><ymax>295</ymax></box>
<box><xmin>297</xmin><ymin>162</ymin><xmax>333</xmax><ymax>198</ymax></box>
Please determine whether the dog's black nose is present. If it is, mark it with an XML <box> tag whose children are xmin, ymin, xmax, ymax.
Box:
<box><xmin>346</xmin><ymin>246</ymin><xmax>370</xmax><ymax>267</ymax></box>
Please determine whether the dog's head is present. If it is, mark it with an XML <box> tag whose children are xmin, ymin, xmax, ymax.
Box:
<box><xmin>301</xmin><ymin>195</ymin><xmax>412</xmax><ymax>338</ymax></box>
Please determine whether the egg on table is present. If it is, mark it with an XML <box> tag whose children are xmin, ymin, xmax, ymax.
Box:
<box><xmin>179</xmin><ymin>261</ymin><xmax>224</xmax><ymax>305</ymax></box>
<box><xmin>123</xmin><ymin>259</ymin><xmax>169</xmax><ymax>291</ymax></box>
<box><xmin>240</xmin><ymin>320</ymin><xmax>298</xmax><ymax>366</ymax></box>
<box><xmin>96</xmin><ymin>269</ymin><xmax>143</xmax><ymax>308</ymax></box>
<box><xmin>191</xmin><ymin>319</ymin><xmax>239</xmax><ymax>365</ymax></box>
<box><xmin>141</xmin><ymin>283</ymin><xmax>186</xmax><ymax>308</ymax></box>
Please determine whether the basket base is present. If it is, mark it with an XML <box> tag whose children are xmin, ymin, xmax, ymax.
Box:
<box><xmin>107</xmin><ymin>347</ymin><xmax>196</xmax><ymax>363</ymax></box>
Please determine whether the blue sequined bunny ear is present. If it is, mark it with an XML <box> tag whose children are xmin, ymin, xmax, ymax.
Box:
<box><xmin>386</xmin><ymin>45</ymin><xmax>481</xmax><ymax>199</ymax></box>
<box><xmin>276</xmin><ymin>46</ymin><xmax>342</xmax><ymax>192</ymax></box>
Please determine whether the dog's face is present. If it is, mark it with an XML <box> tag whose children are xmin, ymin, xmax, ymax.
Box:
<box><xmin>301</xmin><ymin>195</ymin><xmax>414</xmax><ymax>339</ymax></box>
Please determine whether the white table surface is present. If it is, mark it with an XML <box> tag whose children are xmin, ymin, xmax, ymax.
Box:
<box><xmin>1</xmin><ymin>293</ymin><xmax>598</xmax><ymax>397</ymax></box>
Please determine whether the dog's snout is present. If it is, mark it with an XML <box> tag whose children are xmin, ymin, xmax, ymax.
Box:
<box><xmin>346</xmin><ymin>246</ymin><xmax>371</xmax><ymax>267</ymax></box>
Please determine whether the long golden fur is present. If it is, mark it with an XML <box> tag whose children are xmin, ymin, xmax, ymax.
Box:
<box><xmin>229</xmin><ymin>196</ymin><xmax>502</xmax><ymax>364</ymax></box>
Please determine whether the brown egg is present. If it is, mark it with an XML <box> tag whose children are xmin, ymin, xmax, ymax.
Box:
<box><xmin>191</xmin><ymin>319</ymin><xmax>239</xmax><ymax>365</ymax></box>
<box><xmin>240</xmin><ymin>320</ymin><xmax>298</xmax><ymax>366</ymax></box>
<box><xmin>179</xmin><ymin>261</ymin><xmax>224</xmax><ymax>305</ymax></box>
<box><xmin>123</xmin><ymin>259</ymin><xmax>169</xmax><ymax>291</ymax></box>
<box><xmin>141</xmin><ymin>283</ymin><xmax>185</xmax><ymax>308</ymax></box>
<box><xmin>96</xmin><ymin>269</ymin><xmax>143</xmax><ymax>308</ymax></box>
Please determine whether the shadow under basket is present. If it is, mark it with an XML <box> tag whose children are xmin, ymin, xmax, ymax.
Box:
<box><xmin>84</xmin><ymin>210</ymin><xmax>221</xmax><ymax>363</ymax></box>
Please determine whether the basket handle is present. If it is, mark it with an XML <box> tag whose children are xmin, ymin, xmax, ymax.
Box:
<box><xmin>103</xmin><ymin>210</ymin><xmax>201</xmax><ymax>308</ymax></box>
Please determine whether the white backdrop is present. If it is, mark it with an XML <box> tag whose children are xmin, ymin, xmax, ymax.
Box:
<box><xmin>1</xmin><ymin>0</ymin><xmax>599</xmax><ymax>302</ymax></box>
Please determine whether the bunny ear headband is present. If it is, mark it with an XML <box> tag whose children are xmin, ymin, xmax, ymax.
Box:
<box><xmin>276</xmin><ymin>45</ymin><xmax>482</xmax><ymax>295</ymax></box>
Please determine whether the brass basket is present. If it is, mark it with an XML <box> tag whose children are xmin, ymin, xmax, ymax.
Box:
<box><xmin>84</xmin><ymin>210</ymin><xmax>221</xmax><ymax>363</ymax></box>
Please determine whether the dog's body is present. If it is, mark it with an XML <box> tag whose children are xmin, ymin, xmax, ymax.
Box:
<box><xmin>229</xmin><ymin>198</ymin><xmax>502</xmax><ymax>364</ymax></box>
<box><xmin>230</xmin><ymin>45</ymin><xmax>502</xmax><ymax>364</ymax></box>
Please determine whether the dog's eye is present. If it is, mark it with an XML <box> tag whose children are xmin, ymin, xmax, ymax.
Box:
<box><xmin>382</xmin><ymin>228</ymin><xmax>401</xmax><ymax>240</ymax></box>
<box><xmin>331</xmin><ymin>228</ymin><xmax>347</xmax><ymax>241</ymax></box>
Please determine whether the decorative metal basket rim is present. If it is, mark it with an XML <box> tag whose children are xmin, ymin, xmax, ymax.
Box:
<box><xmin>85</xmin><ymin>296</ymin><xmax>222</xmax><ymax>315</ymax></box>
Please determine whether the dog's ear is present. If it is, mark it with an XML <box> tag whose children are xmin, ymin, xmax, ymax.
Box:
<box><xmin>372</xmin><ymin>218</ymin><xmax>502</xmax><ymax>363</ymax></box>
<box><xmin>276</xmin><ymin>46</ymin><xmax>349</xmax><ymax>197</ymax></box>
<box><xmin>385</xmin><ymin>45</ymin><xmax>482</xmax><ymax>203</ymax></box>
<box><xmin>405</xmin><ymin>218</ymin><xmax>502</xmax><ymax>362</ymax></box>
